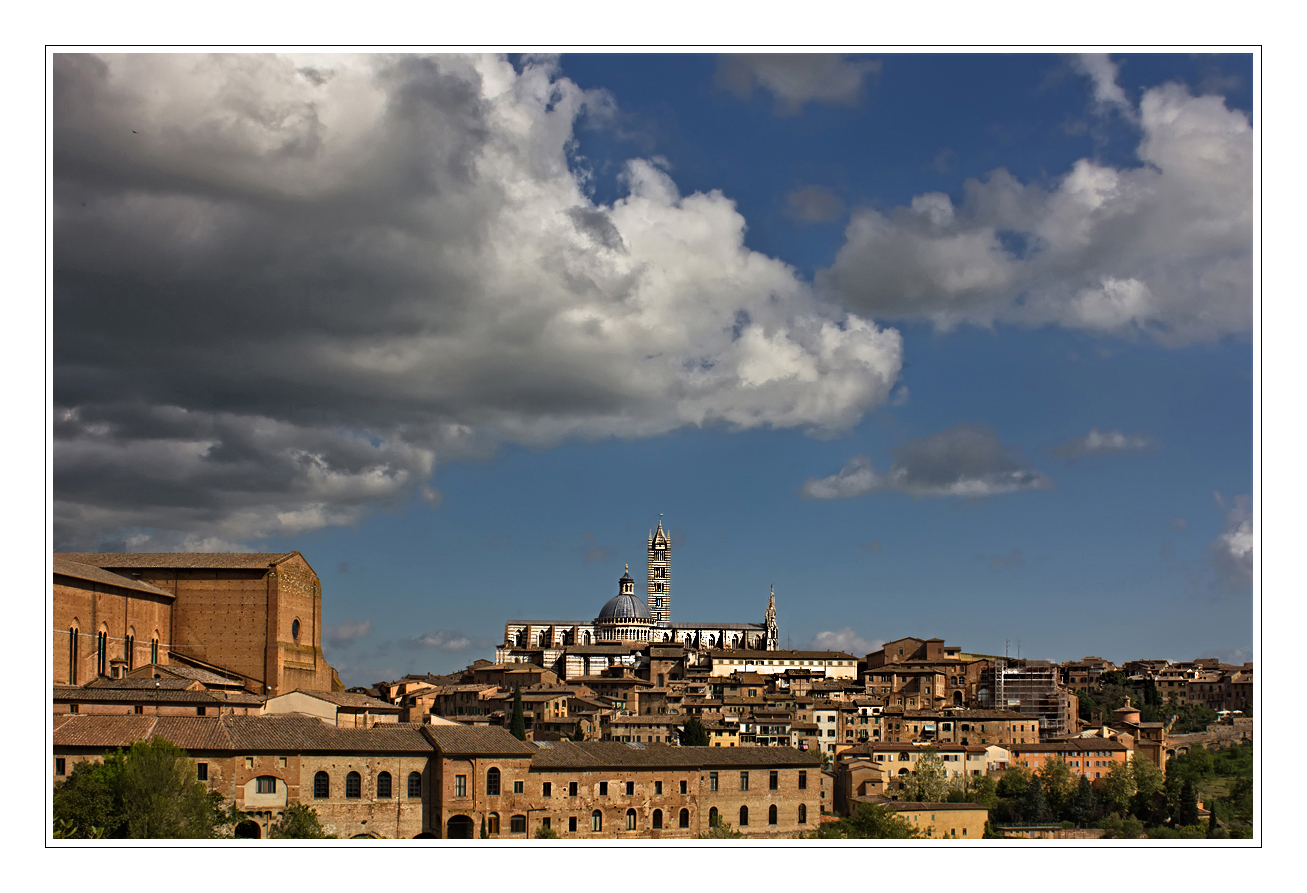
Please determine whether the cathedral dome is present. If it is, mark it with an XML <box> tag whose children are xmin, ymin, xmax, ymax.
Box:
<box><xmin>598</xmin><ymin>591</ymin><xmax>651</xmax><ymax>621</ymax></box>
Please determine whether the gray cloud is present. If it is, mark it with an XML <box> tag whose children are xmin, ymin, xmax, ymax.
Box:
<box><xmin>785</xmin><ymin>186</ymin><xmax>846</xmax><ymax>224</ymax></box>
<box><xmin>716</xmin><ymin>54</ymin><xmax>881</xmax><ymax>115</ymax></box>
<box><xmin>583</xmin><ymin>532</ymin><xmax>614</xmax><ymax>565</ymax></box>
<box><xmin>820</xmin><ymin>70</ymin><xmax>1251</xmax><ymax>346</ymax></box>
<box><xmin>408</xmin><ymin>629</ymin><xmax>483</xmax><ymax>652</ymax></box>
<box><xmin>1209</xmin><ymin>494</ymin><xmax>1253</xmax><ymax>592</ymax></box>
<box><xmin>324</xmin><ymin>619</ymin><xmax>372</xmax><ymax>648</ymax></box>
<box><xmin>808</xmin><ymin>628</ymin><xmax>882</xmax><ymax>655</ymax></box>
<box><xmin>53</xmin><ymin>53</ymin><xmax>903</xmax><ymax>549</ymax></box>
<box><xmin>802</xmin><ymin>424</ymin><xmax>1053</xmax><ymax>500</ymax></box>
<box><xmin>987</xmin><ymin>548</ymin><xmax>1025</xmax><ymax>570</ymax></box>
<box><xmin>1052</xmin><ymin>427</ymin><xmax>1158</xmax><ymax>459</ymax></box>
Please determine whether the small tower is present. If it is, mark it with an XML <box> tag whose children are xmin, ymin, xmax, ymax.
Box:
<box><xmin>647</xmin><ymin>519</ymin><xmax>671</xmax><ymax>626</ymax></box>
<box><xmin>764</xmin><ymin>585</ymin><xmax>778</xmax><ymax>651</ymax></box>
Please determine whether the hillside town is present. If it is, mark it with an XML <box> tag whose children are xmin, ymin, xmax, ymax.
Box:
<box><xmin>51</xmin><ymin>526</ymin><xmax>1254</xmax><ymax>839</ymax></box>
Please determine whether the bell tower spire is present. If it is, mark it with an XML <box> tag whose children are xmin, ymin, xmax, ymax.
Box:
<box><xmin>648</xmin><ymin>517</ymin><xmax>671</xmax><ymax>626</ymax></box>
<box><xmin>764</xmin><ymin>585</ymin><xmax>778</xmax><ymax>651</ymax></box>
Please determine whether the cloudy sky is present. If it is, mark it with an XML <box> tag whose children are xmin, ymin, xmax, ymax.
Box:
<box><xmin>51</xmin><ymin>52</ymin><xmax>1254</xmax><ymax>686</ymax></box>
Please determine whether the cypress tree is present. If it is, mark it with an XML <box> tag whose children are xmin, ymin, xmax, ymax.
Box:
<box><xmin>1177</xmin><ymin>778</ymin><xmax>1200</xmax><ymax>827</ymax></box>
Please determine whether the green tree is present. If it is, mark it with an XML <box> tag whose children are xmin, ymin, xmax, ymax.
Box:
<box><xmin>1070</xmin><ymin>774</ymin><xmax>1096</xmax><ymax>827</ymax></box>
<box><xmin>1040</xmin><ymin>758</ymin><xmax>1075</xmax><ymax>819</ymax></box>
<box><xmin>1022</xmin><ymin>772</ymin><xmax>1048</xmax><ymax>823</ymax></box>
<box><xmin>1096</xmin><ymin>760</ymin><xmax>1136</xmax><ymax>816</ymax></box>
<box><xmin>679</xmin><ymin>717</ymin><xmax>710</xmax><ymax>747</ymax></box>
<box><xmin>480</xmin><ymin>816</ymin><xmax>488</xmax><ymax>839</ymax></box>
<box><xmin>909</xmin><ymin>747</ymin><xmax>950</xmax><ymax>802</ymax></box>
<box><xmin>1129</xmin><ymin>756</ymin><xmax>1166</xmax><ymax>823</ymax></box>
<box><xmin>1174</xmin><ymin>778</ymin><xmax>1199</xmax><ymax>827</ymax></box>
<box><xmin>270</xmin><ymin>803</ymin><xmax>330</xmax><ymax>839</ymax></box>
<box><xmin>816</xmin><ymin>802</ymin><xmax>923</xmax><ymax>839</ymax></box>
<box><xmin>534</xmin><ymin>823</ymin><xmax>560</xmax><ymax>839</ymax></box>
<box><xmin>509</xmin><ymin>684</ymin><xmax>527</xmax><ymax>741</ymax></box>
<box><xmin>53</xmin><ymin>753</ymin><xmax>127</xmax><ymax>838</ymax></box>
<box><xmin>965</xmin><ymin>774</ymin><xmax>999</xmax><ymax>811</ymax></box>
<box><xmin>698</xmin><ymin>820</ymin><xmax>744</xmax><ymax>839</ymax></box>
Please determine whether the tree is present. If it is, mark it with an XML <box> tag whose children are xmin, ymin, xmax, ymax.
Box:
<box><xmin>1039</xmin><ymin>759</ymin><xmax>1075</xmax><ymax>820</ymax></box>
<box><xmin>679</xmin><ymin>717</ymin><xmax>710</xmax><ymax>747</ymax></box>
<box><xmin>1129</xmin><ymin>755</ymin><xmax>1166</xmax><ymax>823</ymax></box>
<box><xmin>509</xmin><ymin>684</ymin><xmax>527</xmax><ymax>741</ymax></box>
<box><xmin>965</xmin><ymin>774</ymin><xmax>998</xmax><ymax>811</ymax></box>
<box><xmin>909</xmin><ymin>748</ymin><xmax>950</xmax><ymax>803</ymax></box>
<box><xmin>480</xmin><ymin>816</ymin><xmax>488</xmax><ymax>839</ymax></box>
<box><xmin>1022</xmin><ymin>772</ymin><xmax>1048</xmax><ymax>823</ymax></box>
<box><xmin>1097</xmin><ymin>760</ymin><xmax>1136</xmax><ymax>816</ymax></box>
<box><xmin>270</xmin><ymin>803</ymin><xmax>330</xmax><ymax>839</ymax></box>
<box><xmin>815</xmin><ymin>802</ymin><xmax>923</xmax><ymax>839</ymax></box>
<box><xmin>54</xmin><ymin>739</ymin><xmax>229</xmax><ymax>839</ymax></box>
<box><xmin>1174</xmin><ymin>778</ymin><xmax>1199</xmax><ymax>827</ymax></box>
<box><xmin>1070</xmin><ymin>775</ymin><xmax>1097</xmax><ymax>827</ymax></box>
<box><xmin>698</xmin><ymin>820</ymin><xmax>744</xmax><ymax>839</ymax></box>
<box><xmin>571</xmin><ymin>719</ymin><xmax>587</xmax><ymax>741</ymax></box>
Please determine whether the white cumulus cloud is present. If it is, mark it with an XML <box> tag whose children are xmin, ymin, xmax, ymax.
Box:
<box><xmin>809</xmin><ymin>628</ymin><xmax>882</xmax><ymax>656</ymax></box>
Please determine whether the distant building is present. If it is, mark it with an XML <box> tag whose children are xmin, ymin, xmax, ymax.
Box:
<box><xmin>979</xmin><ymin>660</ymin><xmax>1077</xmax><ymax>739</ymax></box>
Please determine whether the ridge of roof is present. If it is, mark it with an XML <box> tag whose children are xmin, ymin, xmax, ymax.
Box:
<box><xmin>56</xmin><ymin>551</ymin><xmax>299</xmax><ymax>570</ymax></box>
<box><xmin>52</xmin><ymin>557</ymin><xmax>176</xmax><ymax>599</ymax></box>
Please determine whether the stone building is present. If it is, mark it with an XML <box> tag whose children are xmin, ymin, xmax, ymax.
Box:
<box><xmin>55</xmin><ymin>552</ymin><xmax>338</xmax><ymax>696</ymax></box>
<box><xmin>498</xmin><ymin>521</ymin><xmax>780</xmax><ymax>669</ymax></box>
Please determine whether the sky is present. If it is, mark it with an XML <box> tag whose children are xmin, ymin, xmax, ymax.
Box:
<box><xmin>50</xmin><ymin>52</ymin><xmax>1255</xmax><ymax>688</ymax></box>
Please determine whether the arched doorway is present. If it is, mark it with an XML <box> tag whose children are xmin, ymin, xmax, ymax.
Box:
<box><xmin>953</xmin><ymin>690</ymin><xmax>963</xmax><ymax>706</ymax></box>
<box><xmin>234</xmin><ymin>820</ymin><xmax>261</xmax><ymax>839</ymax></box>
<box><xmin>446</xmin><ymin>815</ymin><xmax>475</xmax><ymax>839</ymax></box>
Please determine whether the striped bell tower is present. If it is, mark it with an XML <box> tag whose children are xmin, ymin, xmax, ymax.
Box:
<box><xmin>647</xmin><ymin>519</ymin><xmax>671</xmax><ymax>626</ymax></box>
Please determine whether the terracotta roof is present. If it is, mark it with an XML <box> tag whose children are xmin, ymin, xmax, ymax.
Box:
<box><xmin>54</xmin><ymin>714</ymin><xmax>162</xmax><ymax>748</ymax></box>
<box><xmin>85</xmin><ymin>677</ymin><xmax>197</xmax><ymax>691</ymax></box>
<box><xmin>54</xmin><ymin>686</ymin><xmax>262</xmax><ymax>706</ymax></box>
<box><xmin>223</xmin><ymin>715</ymin><xmax>431</xmax><ymax>753</ymax></box>
<box><xmin>423</xmin><ymin>724</ymin><xmax>538</xmax><ymax>756</ymax></box>
<box><xmin>1010</xmin><ymin>739</ymin><xmax>1128</xmax><ymax>754</ymax></box>
<box><xmin>56</xmin><ymin>551</ymin><xmax>299</xmax><ymax>570</ymax></box>
<box><xmin>529</xmin><ymin>740</ymin><xmax>821</xmax><ymax>769</ymax></box>
<box><xmin>710</xmin><ymin>648</ymin><xmax>859</xmax><ymax>660</ymax></box>
<box><xmin>884</xmin><ymin>801</ymin><xmax>989</xmax><ymax>811</ymax></box>
<box><xmin>135</xmin><ymin>664</ymin><xmax>243</xmax><ymax>686</ymax></box>
<box><xmin>52</xmin><ymin>557</ymin><xmax>175</xmax><ymax>599</ymax></box>
<box><xmin>277</xmin><ymin>690</ymin><xmax>399</xmax><ymax>711</ymax></box>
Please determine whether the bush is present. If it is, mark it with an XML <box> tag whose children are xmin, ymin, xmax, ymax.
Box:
<box><xmin>270</xmin><ymin>803</ymin><xmax>331</xmax><ymax>838</ymax></box>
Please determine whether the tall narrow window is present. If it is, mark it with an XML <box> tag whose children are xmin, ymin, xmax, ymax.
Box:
<box><xmin>569</xmin><ymin>816</ymin><xmax>577</xmax><ymax>832</ymax></box>
<box><xmin>798</xmin><ymin>770</ymin><xmax>807</xmax><ymax>790</ymax></box>
<box><xmin>314</xmin><ymin>771</ymin><xmax>329</xmax><ymax>798</ymax></box>
<box><xmin>150</xmin><ymin>636</ymin><xmax>158</xmax><ymax>665</ymax></box>
<box><xmin>591</xmin><ymin>810</ymin><xmax>602</xmax><ymax>832</ymax></box>
<box><xmin>652</xmin><ymin>809</ymin><xmax>663</xmax><ymax>829</ymax></box>
<box><xmin>408</xmin><ymin>771</ymin><xmax>422</xmax><ymax>798</ymax></box>
<box><xmin>488</xmin><ymin>813</ymin><xmax>500</xmax><ymax>834</ymax></box>
<box><xmin>769</xmin><ymin>770</ymin><xmax>778</xmax><ymax>790</ymax></box>
<box><xmin>377</xmin><ymin>771</ymin><xmax>392</xmax><ymax>798</ymax></box>
<box><xmin>739</xmin><ymin>771</ymin><xmax>749</xmax><ymax>792</ymax></box>
<box><xmin>709</xmin><ymin>772</ymin><xmax>718</xmax><ymax>792</ymax></box>
<box><xmin>679</xmin><ymin>808</ymin><xmax>689</xmax><ymax>828</ymax></box>
<box><xmin>768</xmin><ymin>804</ymin><xmax>777</xmax><ymax>825</ymax></box>
<box><xmin>655</xmin><ymin>781</ymin><xmax>662</xmax><ymax>795</ymax></box>
<box><xmin>455</xmin><ymin>775</ymin><xmax>467</xmax><ymax>797</ymax></box>
<box><xmin>346</xmin><ymin>771</ymin><xmax>361</xmax><ymax>799</ymax></box>
<box><xmin>96</xmin><ymin>631</ymin><xmax>107</xmax><ymax>677</ymax></box>
<box><xmin>798</xmin><ymin>804</ymin><xmax>807</xmax><ymax>824</ymax></box>
<box><xmin>626</xmin><ymin>809</ymin><xmax>636</xmax><ymax>830</ymax></box>
<box><xmin>197</xmin><ymin>763</ymin><xmax>208</xmax><ymax>781</ymax></box>
<box><xmin>68</xmin><ymin>628</ymin><xmax>78</xmax><ymax>683</ymax></box>
<box><xmin>709</xmin><ymin>807</ymin><xmax>719</xmax><ymax>827</ymax></box>
<box><xmin>739</xmin><ymin>806</ymin><xmax>749</xmax><ymax>827</ymax></box>
<box><xmin>125</xmin><ymin>632</ymin><xmax>134</xmax><ymax>671</ymax></box>
<box><xmin>486</xmin><ymin>767</ymin><xmax>500</xmax><ymax>796</ymax></box>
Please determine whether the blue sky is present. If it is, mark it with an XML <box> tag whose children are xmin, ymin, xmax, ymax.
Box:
<box><xmin>51</xmin><ymin>52</ymin><xmax>1254</xmax><ymax>687</ymax></box>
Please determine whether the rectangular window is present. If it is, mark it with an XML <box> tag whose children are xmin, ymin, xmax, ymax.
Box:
<box><xmin>625</xmin><ymin>781</ymin><xmax>634</xmax><ymax>795</ymax></box>
<box><xmin>769</xmin><ymin>770</ymin><xmax>778</xmax><ymax>790</ymax></box>
<box><xmin>256</xmin><ymin>777</ymin><xmax>276</xmax><ymax>794</ymax></box>
<box><xmin>709</xmin><ymin>772</ymin><xmax>718</xmax><ymax>792</ymax></box>
<box><xmin>197</xmin><ymin>706</ymin><xmax>206</xmax><ymax>716</ymax></box>
<box><xmin>197</xmin><ymin>763</ymin><xmax>208</xmax><ymax>781</ymax></box>
<box><xmin>455</xmin><ymin>775</ymin><xmax>467</xmax><ymax>797</ymax></box>
<box><xmin>510</xmin><ymin>815</ymin><xmax>527</xmax><ymax>833</ymax></box>
<box><xmin>569</xmin><ymin>816</ymin><xmax>577</xmax><ymax>832</ymax></box>
<box><xmin>278</xmin><ymin>757</ymin><xmax>287</xmax><ymax>768</ymax></box>
<box><xmin>599</xmin><ymin>781</ymin><xmax>608</xmax><ymax>796</ymax></box>
<box><xmin>542</xmin><ymin>817</ymin><xmax>551</xmax><ymax>830</ymax></box>
<box><xmin>798</xmin><ymin>770</ymin><xmax>807</xmax><ymax>790</ymax></box>
<box><xmin>134</xmin><ymin>705</ymin><xmax>143</xmax><ymax>715</ymax></box>
<box><xmin>69</xmin><ymin>704</ymin><xmax>78</xmax><ymax>714</ymax></box>
<box><xmin>680</xmin><ymin>780</ymin><xmax>688</xmax><ymax>795</ymax></box>
<box><xmin>740</xmin><ymin>772</ymin><xmax>749</xmax><ymax>792</ymax></box>
<box><xmin>543</xmin><ymin>782</ymin><xmax>552</xmax><ymax>797</ymax></box>
<box><xmin>245</xmin><ymin>757</ymin><xmax>254</xmax><ymax>769</ymax></box>
<box><xmin>514</xmin><ymin>781</ymin><xmax>524</xmax><ymax>794</ymax></box>
<box><xmin>569</xmin><ymin>782</ymin><xmax>578</xmax><ymax>797</ymax></box>
<box><xmin>655</xmin><ymin>781</ymin><xmax>663</xmax><ymax>795</ymax></box>
<box><xmin>55</xmin><ymin>758</ymin><xmax>66</xmax><ymax>776</ymax></box>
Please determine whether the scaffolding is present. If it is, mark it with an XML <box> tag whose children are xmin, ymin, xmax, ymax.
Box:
<box><xmin>985</xmin><ymin>660</ymin><xmax>1073</xmax><ymax>738</ymax></box>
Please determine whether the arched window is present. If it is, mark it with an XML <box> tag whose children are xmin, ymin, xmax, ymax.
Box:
<box><xmin>679</xmin><ymin>808</ymin><xmax>689</xmax><ymax>828</ymax></box>
<box><xmin>346</xmin><ymin>771</ymin><xmax>361</xmax><ymax>799</ymax></box>
<box><xmin>768</xmin><ymin>804</ymin><xmax>777</xmax><ymax>825</ymax></box>
<box><xmin>314</xmin><ymin>771</ymin><xmax>329</xmax><ymax>798</ymax></box>
<box><xmin>739</xmin><ymin>806</ymin><xmax>749</xmax><ymax>827</ymax></box>
<box><xmin>486</xmin><ymin>767</ymin><xmax>500</xmax><ymax>796</ymax></box>
<box><xmin>626</xmin><ymin>808</ymin><xmax>637</xmax><ymax>830</ymax></box>
<box><xmin>377</xmin><ymin>771</ymin><xmax>392</xmax><ymax>798</ymax></box>
<box><xmin>798</xmin><ymin>804</ymin><xmax>807</xmax><ymax>824</ymax></box>
<box><xmin>591</xmin><ymin>810</ymin><xmax>602</xmax><ymax>832</ymax></box>
<box><xmin>510</xmin><ymin>815</ymin><xmax>526</xmax><ymax>833</ymax></box>
<box><xmin>408</xmin><ymin>771</ymin><xmax>422</xmax><ymax>798</ymax></box>
<box><xmin>68</xmin><ymin>627</ymin><xmax>78</xmax><ymax>683</ymax></box>
<box><xmin>652</xmin><ymin>809</ymin><xmax>663</xmax><ymax>829</ymax></box>
<box><xmin>708</xmin><ymin>807</ymin><xmax>719</xmax><ymax>827</ymax></box>
<box><xmin>96</xmin><ymin>629</ymin><xmax>108</xmax><ymax>677</ymax></box>
<box><xmin>125</xmin><ymin>628</ymin><xmax>135</xmax><ymax>671</ymax></box>
<box><xmin>292</xmin><ymin>618</ymin><xmax>301</xmax><ymax>641</ymax></box>
<box><xmin>488</xmin><ymin>813</ymin><xmax>500</xmax><ymax>834</ymax></box>
<box><xmin>150</xmin><ymin>634</ymin><xmax>158</xmax><ymax>665</ymax></box>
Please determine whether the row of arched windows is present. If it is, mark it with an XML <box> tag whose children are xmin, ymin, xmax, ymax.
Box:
<box><xmin>65</xmin><ymin>623</ymin><xmax>160</xmax><ymax>682</ymax></box>
<box><xmin>312</xmin><ymin>770</ymin><xmax>421</xmax><ymax>800</ymax></box>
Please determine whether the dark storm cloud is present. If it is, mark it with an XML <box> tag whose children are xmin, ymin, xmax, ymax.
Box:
<box><xmin>802</xmin><ymin>424</ymin><xmax>1052</xmax><ymax>500</ymax></box>
<box><xmin>52</xmin><ymin>54</ymin><xmax>904</xmax><ymax>550</ymax></box>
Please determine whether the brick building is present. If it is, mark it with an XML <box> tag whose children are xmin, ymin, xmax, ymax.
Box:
<box><xmin>55</xmin><ymin>552</ymin><xmax>337</xmax><ymax>695</ymax></box>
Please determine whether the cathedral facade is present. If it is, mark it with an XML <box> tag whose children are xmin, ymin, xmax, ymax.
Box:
<box><xmin>497</xmin><ymin>521</ymin><xmax>779</xmax><ymax>666</ymax></box>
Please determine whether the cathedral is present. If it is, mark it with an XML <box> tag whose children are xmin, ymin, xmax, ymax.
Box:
<box><xmin>497</xmin><ymin>521</ymin><xmax>779</xmax><ymax>666</ymax></box>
